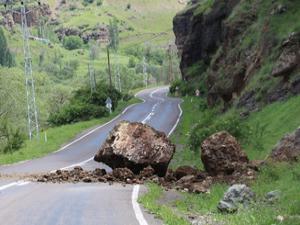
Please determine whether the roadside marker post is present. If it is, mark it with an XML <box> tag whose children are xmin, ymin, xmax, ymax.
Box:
<box><xmin>106</xmin><ymin>97</ymin><xmax>112</xmax><ymax>114</ymax></box>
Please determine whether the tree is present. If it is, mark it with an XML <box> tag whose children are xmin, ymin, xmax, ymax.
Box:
<box><xmin>63</xmin><ymin>35</ymin><xmax>83</xmax><ymax>50</ymax></box>
<box><xmin>0</xmin><ymin>27</ymin><xmax>15</xmax><ymax>67</ymax></box>
<box><xmin>108</xmin><ymin>18</ymin><xmax>119</xmax><ymax>51</ymax></box>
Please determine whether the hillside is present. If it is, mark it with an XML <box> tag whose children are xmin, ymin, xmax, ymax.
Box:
<box><xmin>0</xmin><ymin>0</ymin><xmax>184</xmax><ymax>156</ymax></box>
<box><xmin>173</xmin><ymin>0</ymin><xmax>299</xmax><ymax>110</ymax></box>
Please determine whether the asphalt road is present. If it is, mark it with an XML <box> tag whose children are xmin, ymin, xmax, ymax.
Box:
<box><xmin>0</xmin><ymin>87</ymin><xmax>182</xmax><ymax>225</ymax></box>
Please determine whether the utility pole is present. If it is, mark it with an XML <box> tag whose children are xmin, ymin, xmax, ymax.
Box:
<box><xmin>116</xmin><ymin>53</ymin><xmax>121</xmax><ymax>92</ymax></box>
<box><xmin>142</xmin><ymin>56</ymin><xmax>148</xmax><ymax>88</ymax></box>
<box><xmin>21</xmin><ymin>3</ymin><xmax>40</xmax><ymax>139</ymax></box>
<box><xmin>168</xmin><ymin>44</ymin><xmax>173</xmax><ymax>84</ymax></box>
<box><xmin>107</xmin><ymin>47</ymin><xmax>112</xmax><ymax>88</ymax></box>
<box><xmin>88</xmin><ymin>63</ymin><xmax>96</xmax><ymax>93</ymax></box>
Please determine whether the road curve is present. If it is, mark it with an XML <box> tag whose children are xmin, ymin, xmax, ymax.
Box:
<box><xmin>0</xmin><ymin>87</ymin><xmax>182</xmax><ymax>225</ymax></box>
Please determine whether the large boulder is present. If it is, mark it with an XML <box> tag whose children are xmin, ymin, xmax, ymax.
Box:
<box><xmin>269</xmin><ymin>128</ymin><xmax>300</xmax><ymax>162</ymax></box>
<box><xmin>201</xmin><ymin>131</ymin><xmax>249</xmax><ymax>176</ymax></box>
<box><xmin>94</xmin><ymin>121</ymin><xmax>175</xmax><ymax>176</ymax></box>
<box><xmin>218</xmin><ymin>184</ymin><xmax>255</xmax><ymax>213</ymax></box>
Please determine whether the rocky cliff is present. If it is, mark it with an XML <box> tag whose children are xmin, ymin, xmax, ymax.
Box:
<box><xmin>173</xmin><ymin>0</ymin><xmax>300</xmax><ymax>110</ymax></box>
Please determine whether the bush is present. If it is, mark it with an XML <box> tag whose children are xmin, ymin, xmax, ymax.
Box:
<box><xmin>0</xmin><ymin>121</ymin><xmax>24</xmax><ymax>154</ymax></box>
<box><xmin>189</xmin><ymin>112</ymin><xmax>250</xmax><ymax>151</ymax></box>
<box><xmin>122</xmin><ymin>93</ymin><xmax>133</xmax><ymax>101</ymax></box>
<box><xmin>48</xmin><ymin>84</ymin><xmax>122</xmax><ymax>126</ymax></box>
<box><xmin>63</xmin><ymin>36</ymin><xmax>83</xmax><ymax>50</ymax></box>
<box><xmin>96</xmin><ymin>0</ymin><xmax>103</xmax><ymax>6</ymax></box>
<box><xmin>48</xmin><ymin>103</ymin><xmax>108</xmax><ymax>125</ymax></box>
<box><xmin>0</xmin><ymin>27</ymin><xmax>15</xmax><ymax>67</ymax></box>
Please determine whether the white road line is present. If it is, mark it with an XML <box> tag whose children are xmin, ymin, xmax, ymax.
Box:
<box><xmin>0</xmin><ymin>181</ymin><xmax>31</xmax><ymax>191</ymax></box>
<box><xmin>167</xmin><ymin>100</ymin><xmax>183</xmax><ymax>137</ymax></box>
<box><xmin>132</xmin><ymin>185</ymin><xmax>149</xmax><ymax>225</ymax></box>
<box><xmin>142</xmin><ymin>88</ymin><xmax>165</xmax><ymax>124</ymax></box>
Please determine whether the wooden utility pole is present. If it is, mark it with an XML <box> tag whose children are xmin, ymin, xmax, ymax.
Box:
<box><xmin>168</xmin><ymin>44</ymin><xmax>173</xmax><ymax>84</ymax></box>
<box><xmin>107</xmin><ymin>47</ymin><xmax>112</xmax><ymax>88</ymax></box>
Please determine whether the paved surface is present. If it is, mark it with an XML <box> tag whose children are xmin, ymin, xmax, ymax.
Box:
<box><xmin>0</xmin><ymin>87</ymin><xmax>182</xmax><ymax>225</ymax></box>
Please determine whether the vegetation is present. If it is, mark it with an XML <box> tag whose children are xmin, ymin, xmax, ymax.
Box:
<box><xmin>0</xmin><ymin>27</ymin><xmax>15</xmax><ymax>67</ymax></box>
<box><xmin>48</xmin><ymin>84</ymin><xmax>121</xmax><ymax>126</ymax></box>
<box><xmin>63</xmin><ymin>35</ymin><xmax>83</xmax><ymax>50</ymax></box>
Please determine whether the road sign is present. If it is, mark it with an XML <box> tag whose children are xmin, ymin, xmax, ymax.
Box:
<box><xmin>106</xmin><ymin>97</ymin><xmax>112</xmax><ymax>114</ymax></box>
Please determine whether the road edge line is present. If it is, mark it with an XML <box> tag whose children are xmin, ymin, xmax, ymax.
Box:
<box><xmin>167</xmin><ymin>99</ymin><xmax>183</xmax><ymax>137</ymax></box>
<box><xmin>132</xmin><ymin>185</ymin><xmax>149</xmax><ymax>225</ymax></box>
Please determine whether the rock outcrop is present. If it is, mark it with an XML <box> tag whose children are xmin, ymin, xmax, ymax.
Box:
<box><xmin>201</xmin><ymin>131</ymin><xmax>249</xmax><ymax>176</ymax></box>
<box><xmin>269</xmin><ymin>128</ymin><xmax>300</xmax><ymax>162</ymax></box>
<box><xmin>271</xmin><ymin>32</ymin><xmax>300</xmax><ymax>78</ymax></box>
<box><xmin>173</xmin><ymin>0</ymin><xmax>300</xmax><ymax>109</ymax></box>
<box><xmin>94</xmin><ymin>121</ymin><xmax>175</xmax><ymax>176</ymax></box>
<box><xmin>55</xmin><ymin>25</ymin><xmax>109</xmax><ymax>43</ymax></box>
<box><xmin>0</xmin><ymin>3</ymin><xmax>51</xmax><ymax>29</ymax></box>
<box><xmin>173</xmin><ymin>0</ymin><xmax>240</xmax><ymax>81</ymax></box>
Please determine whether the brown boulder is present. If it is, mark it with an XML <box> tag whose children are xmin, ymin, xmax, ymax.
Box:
<box><xmin>269</xmin><ymin>128</ymin><xmax>300</xmax><ymax>162</ymax></box>
<box><xmin>201</xmin><ymin>131</ymin><xmax>249</xmax><ymax>176</ymax></box>
<box><xmin>94</xmin><ymin>121</ymin><xmax>175</xmax><ymax>176</ymax></box>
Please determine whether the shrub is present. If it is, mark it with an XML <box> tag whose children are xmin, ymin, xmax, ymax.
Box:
<box><xmin>0</xmin><ymin>27</ymin><xmax>15</xmax><ymax>67</ymax></box>
<box><xmin>96</xmin><ymin>0</ymin><xmax>103</xmax><ymax>6</ymax></box>
<box><xmin>0</xmin><ymin>121</ymin><xmax>24</xmax><ymax>154</ymax></box>
<box><xmin>128</xmin><ymin>56</ymin><xmax>136</xmax><ymax>68</ymax></box>
<box><xmin>48</xmin><ymin>103</ymin><xmax>108</xmax><ymax>125</ymax></box>
<box><xmin>122</xmin><ymin>93</ymin><xmax>133</xmax><ymax>101</ymax></box>
<box><xmin>189</xmin><ymin>112</ymin><xmax>250</xmax><ymax>151</ymax></box>
<box><xmin>63</xmin><ymin>36</ymin><xmax>83</xmax><ymax>50</ymax></box>
<box><xmin>48</xmin><ymin>84</ymin><xmax>122</xmax><ymax>126</ymax></box>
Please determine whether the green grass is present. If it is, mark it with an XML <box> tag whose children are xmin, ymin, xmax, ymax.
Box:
<box><xmin>169</xmin><ymin>96</ymin><xmax>204</xmax><ymax>170</ymax></box>
<box><xmin>0</xmin><ymin>98</ymin><xmax>140</xmax><ymax>165</ymax></box>
<box><xmin>244</xmin><ymin>95</ymin><xmax>300</xmax><ymax>160</ymax></box>
<box><xmin>139</xmin><ymin>183</ymin><xmax>190</xmax><ymax>225</ymax></box>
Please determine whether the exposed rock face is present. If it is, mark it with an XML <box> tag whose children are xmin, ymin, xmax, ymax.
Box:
<box><xmin>173</xmin><ymin>0</ymin><xmax>300</xmax><ymax>109</ymax></box>
<box><xmin>94</xmin><ymin>121</ymin><xmax>175</xmax><ymax>176</ymax></box>
<box><xmin>271</xmin><ymin>32</ymin><xmax>300</xmax><ymax>78</ymax></box>
<box><xmin>0</xmin><ymin>3</ymin><xmax>51</xmax><ymax>28</ymax></box>
<box><xmin>55</xmin><ymin>25</ymin><xmax>109</xmax><ymax>43</ymax></box>
<box><xmin>218</xmin><ymin>184</ymin><xmax>255</xmax><ymax>213</ymax></box>
<box><xmin>201</xmin><ymin>131</ymin><xmax>249</xmax><ymax>176</ymax></box>
<box><xmin>269</xmin><ymin>128</ymin><xmax>300</xmax><ymax>162</ymax></box>
<box><xmin>173</xmin><ymin>0</ymin><xmax>240</xmax><ymax>80</ymax></box>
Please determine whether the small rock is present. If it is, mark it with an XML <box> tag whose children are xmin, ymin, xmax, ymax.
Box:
<box><xmin>82</xmin><ymin>177</ymin><xmax>92</xmax><ymax>183</ymax></box>
<box><xmin>265</xmin><ymin>190</ymin><xmax>281</xmax><ymax>203</ymax></box>
<box><xmin>218</xmin><ymin>184</ymin><xmax>255</xmax><ymax>213</ymax></box>
<box><xmin>276</xmin><ymin>215</ymin><xmax>284</xmax><ymax>223</ymax></box>
<box><xmin>112</xmin><ymin>168</ymin><xmax>134</xmax><ymax>181</ymax></box>
<box><xmin>174</xmin><ymin>166</ymin><xmax>199</xmax><ymax>180</ymax></box>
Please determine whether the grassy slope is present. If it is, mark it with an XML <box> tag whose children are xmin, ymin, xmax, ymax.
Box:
<box><xmin>0</xmin><ymin>98</ymin><xmax>140</xmax><ymax>165</ymax></box>
<box><xmin>141</xmin><ymin>94</ymin><xmax>300</xmax><ymax>225</ymax></box>
<box><xmin>60</xmin><ymin>0</ymin><xmax>184</xmax><ymax>47</ymax></box>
